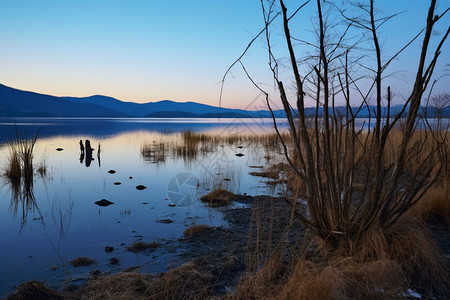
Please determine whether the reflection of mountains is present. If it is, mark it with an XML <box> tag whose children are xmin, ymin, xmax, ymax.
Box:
<box><xmin>0</xmin><ymin>118</ymin><xmax>278</xmax><ymax>143</ymax></box>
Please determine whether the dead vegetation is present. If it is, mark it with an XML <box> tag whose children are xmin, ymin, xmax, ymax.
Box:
<box><xmin>249</xmin><ymin>162</ymin><xmax>289</xmax><ymax>180</ymax></box>
<box><xmin>126</xmin><ymin>241</ymin><xmax>160</xmax><ymax>253</ymax></box>
<box><xmin>183</xmin><ymin>224</ymin><xmax>213</xmax><ymax>238</ymax></box>
<box><xmin>5</xmin><ymin>280</ymin><xmax>64</xmax><ymax>300</ymax></box>
<box><xmin>222</xmin><ymin>0</ymin><xmax>449</xmax><ymax>298</ymax></box>
<box><xmin>200</xmin><ymin>189</ymin><xmax>235</xmax><ymax>207</ymax></box>
<box><xmin>70</xmin><ymin>257</ymin><xmax>96</xmax><ymax>267</ymax></box>
<box><xmin>232</xmin><ymin>211</ymin><xmax>449</xmax><ymax>300</ymax></box>
<box><xmin>410</xmin><ymin>173</ymin><xmax>450</xmax><ymax>225</ymax></box>
<box><xmin>74</xmin><ymin>259</ymin><xmax>216</xmax><ymax>300</ymax></box>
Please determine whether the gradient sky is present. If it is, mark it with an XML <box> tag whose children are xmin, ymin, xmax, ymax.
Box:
<box><xmin>0</xmin><ymin>1</ymin><xmax>448</xmax><ymax>109</ymax></box>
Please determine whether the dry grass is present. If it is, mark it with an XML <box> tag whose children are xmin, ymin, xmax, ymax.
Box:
<box><xmin>249</xmin><ymin>162</ymin><xmax>289</xmax><ymax>180</ymax></box>
<box><xmin>232</xmin><ymin>216</ymin><xmax>449</xmax><ymax>299</ymax></box>
<box><xmin>410</xmin><ymin>176</ymin><xmax>450</xmax><ymax>225</ymax></box>
<box><xmin>183</xmin><ymin>224</ymin><xmax>213</xmax><ymax>238</ymax></box>
<box><xmin>200</xmin><ymin>189</ymin><xmax>235</xmax><ymax>207</ymax></box>
<box><xmin>126</xmin><ymin>241</ymin><xmax>160</xmax><ymax>253</ymax></box>
<box><xmin>70</xmin><ymin>257</ymin><xmax>96</xmax><ymax>267</ymax></box>
<box><xmin>76</xmin><ymin>261</ymin><xmax>214</xmax><ymax>300</ymax></box>
<box><xmin>5</xmin><ymin>149</ymin><xmax>21</xmax><ymax>182</ymax></box>
<box><xmin>5</xmin><ymin>280</ymin><xmax>64</xmax><ymax>300</ymax></box>
<box><xmin>249</xmin><ymin>170</ymin><xmax>279</xmax><ymax>180</ymax></box>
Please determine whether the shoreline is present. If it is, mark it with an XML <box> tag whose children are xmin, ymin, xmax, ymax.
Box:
<box><xmin>5</xmin><ymin>194</ymin><xmax>449</xmax><ymax>299</ymax></box>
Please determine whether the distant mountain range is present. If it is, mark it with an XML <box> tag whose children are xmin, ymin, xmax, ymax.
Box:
<box><xmin>0</xmin><ymin>83</ymin><xmax>448</xmax><ymax>118</ymax></box>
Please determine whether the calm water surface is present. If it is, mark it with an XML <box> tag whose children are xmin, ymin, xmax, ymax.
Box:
<box><xmin>0</xmin><ymin>118</ymin><xmax>287</xmax><ymax>296</ymax></box>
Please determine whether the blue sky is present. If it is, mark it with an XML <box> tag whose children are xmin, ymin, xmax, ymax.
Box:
<box><xmin>0</xmin><ymin>1</ymin><xmax>448</xmax><ymax>109</ymax></box>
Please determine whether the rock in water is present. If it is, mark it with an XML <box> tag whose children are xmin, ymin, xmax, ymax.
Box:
<box><xmin>157</xmin><ymin>219</ymin><xmax>174</xmax><ymax>224</ymax></box>
<box><xmin>56</xmin><ymin>148</ymin><xmax>63</xmax><ymax>151</ymax></box>
<box><xmin>108</xmin><ymin>170</ymin><xmax>116</xmax><ymax>174</ymax></box>
<box><xmin>95</xmin><ymin>199</ymin><xmax>114</xmax><ymax>207</ymax></box>
<box><xmin>136</xmin><ymin>185</ymin><xmax>147</xmax><ymax>190</ymax></box>
<box><xmin>235</xmin><ymin>153</ymin><xmax>244</xmax><ymax>157</ymax></box>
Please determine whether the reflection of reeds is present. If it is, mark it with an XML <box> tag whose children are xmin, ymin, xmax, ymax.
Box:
<box><xmin>141</xmin><ymin>130</ymin><xmax>289</xmax><ymax>163</ymax></box>
<box><xmin>3</xmin><ymin>129</ymin><xmax>40</xmax><ymax>228</ymax></box>
<box><xmin>141</xmin><ymin>141</ymin><xmax>166</xmax><ymax>163</ymax></box>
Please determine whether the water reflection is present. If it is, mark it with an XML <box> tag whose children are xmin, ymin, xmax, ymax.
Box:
<box><xmin>141</xmin><ymin>141</ymin><xmax>166</xmax><ymax>164</ymax></box>
<box><xmin>0</xmin><ymin>119</ymin><xmax>288</xmax><ymax>296</ymax></box>
<box><xmin>6</xmin><ymin>166</ymin><xmax>39</xmax><ymax>229</ymax></box>
<box><xmin>51</xmin><ymin>196</ymin><xmax>73</xmax><ymax>237</ymax></box>
<box><xmin>78</xmin><ymin>139</ymin><xmax>102</xmax><ymax>167</ymax></box>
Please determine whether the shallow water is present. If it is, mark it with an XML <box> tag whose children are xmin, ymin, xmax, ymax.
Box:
<box><xmin>0</xmin><ymin>117</ymin><xmax>287</xmax><ymax>296</ymax></box>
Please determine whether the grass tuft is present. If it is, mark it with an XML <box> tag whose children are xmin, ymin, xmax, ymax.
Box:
<box><xmin>5</xmin><ymin>280</ymin><xmax>64</xmax><ymax>300</ymax></box>
<box><xmin>70</xmin><ymin>257</ymin><xmax>96</xmax><ymax>267</ymax></box>
<box><xmin>200</xmin><ymin>189</ymin><xmax>235</xmax><ymax>207</ymax></box>
<box><xmin>76</xmin><ymin>261</ymin><xmax>214</xmax><ymax>299</ymax></box>
<box><xmin>410</xmin><ymin>176</ymin><xmax>450</xmax><ymax>225</ymax></box>
<box><xmin>183</xmin><ymin>224</ymin><xmax>213</xmax><ymax>238</ymax></box>
<box><xmin>126</xmin><ymin>241</ymin><xmax>160</xmax><ymax>253</ymax></box>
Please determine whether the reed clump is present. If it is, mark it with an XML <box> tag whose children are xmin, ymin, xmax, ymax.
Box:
<box><xmin>409</xmin><ymin>173</ymin><xmax>450</xmax><ymax>225</ymax></box>
<box><xmin>4</xmin><ymin>129</ymin><xmax>39</xmax><ymax>182</ymax></box>
<box><xmin>5</xmin><ymin>149</ymin><xmax>21</xmax><ymax>184</ymax></box>
<box><xmin>232</xmin><ymin>217</ymin><xmax>449</xmax><ymax>299</ymax></box>
<box><xmin>200</xmin><ymin>189</ymin><xmax>235</xmax><ymax>207</ymax></box>
<box><xmin>5</xmin><ymin>280</ymin><xmax>64</xmax><ymax>300</ymax></box>
<box><xmin>76</xmin><ymin>261</ymin><xmax>213</xmax><ymax>299</ymax></box>
<box><xmin>183</xmin><ymin>224</ymin><xmax>213</xmax><ymax>238</ymax></box>
<box><xmin>70</xmin><ymin>257</ymin><xmax>96</xmax><ymax>267</ymax></box>
<box><xmin>126</xmin><ymin>241</ymin><xmax>160</xmax><ymax>253</ymax></box>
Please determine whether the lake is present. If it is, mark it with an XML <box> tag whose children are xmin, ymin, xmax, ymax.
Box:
<box><xmin>1</xmin><ymin>116</ymin><xmax>447</xmax><ymax>296</ymax></box>
<box><xmin>0</xmin><ymin>117</ymin><xmax>288</xmax><ymax>297</ymax></box>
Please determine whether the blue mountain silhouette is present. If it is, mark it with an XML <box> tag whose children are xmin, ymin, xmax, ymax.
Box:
<box><xmin>0</xmin><ymin>83</ymin><xmax>447</xmax><ymax>118</ymax></box>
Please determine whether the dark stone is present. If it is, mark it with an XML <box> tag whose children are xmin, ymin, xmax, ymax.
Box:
<box><xmin>157</xmin><ymin>219</ymin><xmax>174</xmax><ymax>224</ymax></box>
<box><xmin>136</xmin><ymin>185</ymin><xmax>147</xmax><ymax>190</ymax></box>
<box><xmin>108</xmin><ymin>170</ymin><xmax>116</xmax><ymax>174</ymax></box>
<box><xmin>129</xmin><ymin>176</ymin><xmax>133</xmax><ymax>179</ymax></box>
<box><xmin>109</xmin><ymin>257</ymin><xmax>119</xmax><ymax>265</ymax></box>
<box><xmin>113</xmin><ymin>182</ymin><xmax>121</xmax><ymax>185</ymax></box>
<box><xmin>105</xmin><ymin>246</ymin><xmax>114</xmax><ymax>253</ymax></box>
<box><xmin>56</xmin><ymin>148</ymin><xmax>63</xmax><ymax>151</ymax></box>
<box><xmin>95</xmin><ymin>199</ymin><xmax>114</xmax><ymax>207</ymax></box>
<box><xmin>235</xmin><ymin>153</ymin><xmax>244</xmax><ymax>157</ymax></box>
<box><xmin>89</xmin><ymin>270</ymin><xmax>101</xmax><ymax>278</ymax></box>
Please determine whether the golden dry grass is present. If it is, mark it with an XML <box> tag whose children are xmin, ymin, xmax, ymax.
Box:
<box><xmin>76</xmin><ymin>261</ymin><xmax>213</xmax><ymax>300</ymax></box>
<box><xmin>410</xmin><ymin>176</ymin><xmax>450</xmax><ymax>225</ymax></box>
<box><xmin>232</xmin><ymin>216</ymin><xmax>449</xmax><ymax>300</ymax></box>
<box><xmin>5</xmin><ymin>149</ymin><xmax>21</xmax><ymax>182</ymax></box>
<box><xmin>200</xmin><ymin>189</ymin><xmax>235</xmax><ymax>207</ymax></box>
